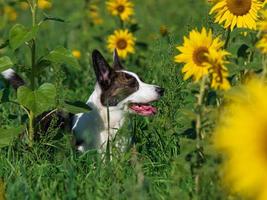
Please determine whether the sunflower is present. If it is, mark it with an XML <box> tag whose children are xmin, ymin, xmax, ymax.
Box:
<box><xmin>214</xmin><ymin>78</ymin><xmax>267</xmax><ymax>200</ymax></box>
<box><xmin>257</xmin><ymin>35</ymin><xmax>267</xmax><ymax>54</ymax></box>
<box><xmin>175</xmin><ymin>28</ymin><xmax>224</xmax><ymax>81</ymax></box>
<box><xmin>72</xmin><ymin>50</ymin><xmax>81</xmax><ymax>59</ymax></box>
<box><xmin>204</xmin><ymin>49</ymin><xmax>231</xmax><ymax>90</ymax></box>
<box><xmin>107</xmin><ymin>29</ymin><xmax>136</xmax><ymax>58</ymax></box>
<box><xmin>257</xmin><ymin>10</ymin><xmax>267</xmax><ymax>34</ymax></box>
<box><xmin>159</xmin><ymin>25</ymin><xmax>169</xmax><ymax>37</ymax></box>
<box><xmin>89</xmin><ymin>4</ymin><xmax>103</xmax><ymax>25</ymax></box>
<box><xmin>38</xmin><ymin>0</ymin><xmax>52</xmax><ymax>10</ymax></box>
<box><xmin>257</xmin><ymin>10</ymin><xmax>267</xmax><ymax>53</ymax></box>
<box><xmin>4</xmin><ymin>6</ymin><xmax>17</xmax><ymax>22</ymax></box>
<box><xmin>20</xmin><ymin>2</ymin><xmax>29</xmax><ymax>10</ymax></box>
<box><xmin>258</xmin><ymin>10</ymin><xmax>267</xmax><ymax>32</ymax></box>
<box><xmin>210</xmin><ymin>0</ymin><xmax>263</xmax><ymax>31</ymax></box>
<box><xmin>106</xmin><ymin>0</ymin><xmax>134</xmax><ymax>21</ymax></box>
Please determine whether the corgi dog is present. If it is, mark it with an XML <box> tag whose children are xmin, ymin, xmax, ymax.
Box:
<box><xmin>1</xmin><ymin>49</ymin><xmax>164</xmax><ymax>152</ymax></box>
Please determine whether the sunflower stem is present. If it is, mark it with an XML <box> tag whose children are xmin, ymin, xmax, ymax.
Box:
<box><xmin>28</xmin><ymin>111</ymin><xmax>35</xmax><ymax>147</ymax></box>
<box><xmin>196</xmin><ymin>76</ymin><xmax>207</xmax><ymax>140</ymax></box>
<box><xmin>27</xmin><ymin>0</ymin><xmax>38</xmax><ymax>147</ymax></box>
<box><xmin>119</xmin><ymin>18</ymin><xmax>124</xmax><ymax>29</ymax></box>
<box><xmin>224</xmin><ymin>28</ymin><xmax>231</xmax><ymax>49</ymax></box>
<box><xmin>30</xmin><ymin>0</ymin><xmax>37</xmax><ymax>90</ymax></box>
<box><xmin>261</xmin><ymin>55</ymin><xmax>267</xmax><ymax>80</ymax></box>
<box><xmin>195</xmin><ymin>76</ymin><xmax>207</xmax><ymax>195</ymax></box>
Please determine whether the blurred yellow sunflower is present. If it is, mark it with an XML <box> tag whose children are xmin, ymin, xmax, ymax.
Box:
<box><xmin>204</xmin><ymin>49</ymin><xmax>231</xmax><ymax>90</ymax></box>
<box><xmin>159</xmin><ymin>25</ymin><xmax>169</xmax><ymax>37</ymax></box>
<box><xmin>175</xmin><ymin>28</ymin><xmax>224</xmax><ymax>81</ymax></box>
<box><xmin>4</xmin><ymin>6</ymin><xmax>17</xmax><ymax>22</ymax></box>
<box><xmin>258</xmin><ymin>10</ymin><xmax>267</xmax><ymax>32</ymax></box>
<box><xmin>106</xmin><ymin>0</ymin><xmax>134</xmax><ymax>21</ymax></box>
<box><xmin>257</xmin><ymin>10</ymin><xmax>267</xmax><ymax>54</ymax></box>
<box><xmin>214</xmin><ymin>78</ymin><xmax>267</xmax><ymax>200</ymax></box>
<box><xmin>38</xmin><ymin>0</ymin><xmax>52</xmax><ymax>10</ymax></box>
<box><xmin>107</xmin><ymin>29</ymin><xmax>136</xmax><ymax>58</ymax></box>
<box><xmin>72</xmin><ymin>50</ymin><xmax>81</xmax><ymax>59</ymax></box>
<box><xmin>20</xmin><ymin>2</ymin><xmax>29</xmax><ymax>10</ymax></box>
<box><xmin>210</xmin><ymin>0</ymin><xmax>262</xmax><ymax>30</ymax></box>
<box><xmin>89</xmin><ymin>4</ymin><xmax>103</xmax><ymax>25</ymax></box>
<box><xmin>257</xmin><ymin>35</ymin><xmax>267</xmax><ymax>54</ymax></box>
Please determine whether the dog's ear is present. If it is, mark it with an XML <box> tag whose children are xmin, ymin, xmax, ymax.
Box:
<box><xmin>113</xmin><ymin>49</ymin><xmax>123</xmax><ymax>70</ymax></box>
<box><xmin>92</xmin><ymin>50</ymin><xmax>114</xmax><ymax>88</ymax></box>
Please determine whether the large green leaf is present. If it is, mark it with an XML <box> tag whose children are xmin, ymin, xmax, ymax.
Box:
<box><xmin>45</xmin><ymin>47</ymin><xmax>80</xmax><ymax>70</ymax></box>
<box><xmin>0</xmin><ymin>126</ymin><xmax>24</xmax><ymax>148</ymax></box>
<box><xmin>17</xmin><ymin>83</ymin><xmax>56</xmax><ymax>115</ymax></box>
<box><xmin>0</xmin><ymin>56</ymin><xmax>13</xmax><ymax>73</ymax></box>
<box><xmin>62</xmin><ymin>101</ymin><xmax>92</xmax><ymax>114</ymax></box>
<box><xmin>9</xmin><ymin>24</ymin><xmax>38</xmax><ymax>51</ymax></box>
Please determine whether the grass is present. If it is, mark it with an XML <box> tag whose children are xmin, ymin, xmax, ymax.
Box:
<box><xmin>0</xmin><ymin>0</ymin><xmax>244</xmax><ymax>199</ymax></box>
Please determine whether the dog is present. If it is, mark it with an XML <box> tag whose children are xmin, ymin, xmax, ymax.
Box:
<box><xmin>1</xmin><ymin>49</ymin><xmax>164</xmax><ymax>152</ymax></box>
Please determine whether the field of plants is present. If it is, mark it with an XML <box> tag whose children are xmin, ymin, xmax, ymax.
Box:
<box><xmin>1</xmin><ymin>0</ymin><xmax>267</xmax><ymax>199</ymax></box>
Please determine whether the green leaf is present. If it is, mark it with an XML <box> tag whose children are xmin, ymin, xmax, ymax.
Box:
<box><xmin>9</xmin><ymin>24</ymin><xmax>38</xmax><ymax>51</ymax></box>
<box><xmin>36</xmin><ymin>59</ymin><xmax>52</xmax><ymax>73</ymax></box>
<box><xmin>0</xmin><ymin>56</ymin><xmax>13</xmax><ymax>73</ymax></box>
<box><xmin>17</xmin><ymin>83</ymin><xmax>56</xmax><ymax>115</ymax></box>
<box><xmin>45</xmin><ymin>47</ymin><xmax>80</xmax><ymax>70</ymax></box>
<box><xmin>0</xmin><ymin>40</ymin><xmax>9</xmax><ymax>49</ymax></box>
<box><xmin>62</xmin><ymin>101</ymin><xmax>92</xmax><ymax>114</ymax></box>
<box><xmin>0</xmin><ymin>126</ymin><xmax>24</xmax><ymax>148</ymax></box>
<box><xmin>43</xmin><ymin>16</ymin><xmax>65</xmax><ymax>23</ymax></box>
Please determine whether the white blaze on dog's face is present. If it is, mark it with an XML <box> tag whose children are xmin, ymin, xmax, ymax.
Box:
<box><xmin>117</xmin><ymin>70</ymin><xmax>164</xmax><ymax>116</ymax></box>
<box><xmin>92</xmin><ymin>49</ymin><xmax>164</xmax><ymax>116</ymax></box>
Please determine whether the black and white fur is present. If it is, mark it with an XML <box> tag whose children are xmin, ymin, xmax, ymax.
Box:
<box><xmin>1</xmin><ymin>49</ymin><xmax>164</xmax><ymax>152</ymax></box>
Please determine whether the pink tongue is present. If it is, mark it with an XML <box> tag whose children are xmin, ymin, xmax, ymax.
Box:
<box><xmin>130</xmin><ymin>104</ymin><xmax>157</xmax><ymax>116</ymax></box>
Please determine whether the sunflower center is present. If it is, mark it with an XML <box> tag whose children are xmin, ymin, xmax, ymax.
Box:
<box><xmin>193</xmin><ymin>47</ymin><xmax>209</xmax><ymax>66</ymax></box>
<box><xmin>226</xmin><ymin>0</ymin><xmax>252</xmax><ymax>16</ymax></box>
<box><xmin>117</xmin><ymin>39</ymin><xmax>127</xmax><ymax>49</ymax></box>
<box><xmin>117</xmin><ymin>5</ymin><xmax>125</xmax><ymax>13</ymax></box>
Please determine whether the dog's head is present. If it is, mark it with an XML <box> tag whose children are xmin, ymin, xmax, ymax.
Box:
<box><xmin>92</xmin><ymin>49</ymin><xmax>164</xmax><ymax>116</ymax></box>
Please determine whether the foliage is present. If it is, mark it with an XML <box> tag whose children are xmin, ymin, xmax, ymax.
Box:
<box><xmin>0</xmin><ymin>0</ymin><xmax>266</xmax><ymax>199</ymax></box>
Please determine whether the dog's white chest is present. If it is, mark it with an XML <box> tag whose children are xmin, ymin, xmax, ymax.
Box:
<box><xmin>72</xmin><ymin>109</ymin><xmax>124</xmax><ymax>151</ymax></box>
<box><xmin>72</xmin><ymin>87</ymin><xmax>125</xmax><ymax>151</ymax></box>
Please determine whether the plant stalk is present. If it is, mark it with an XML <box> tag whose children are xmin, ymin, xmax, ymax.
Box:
<box><xmin>195</xmin><ymin>76</ymin><xmax>207</xmax><ymax>194</ymax></box>
<box><xmin>224</xmin><ymin>28</ymin><xmax>231</xmax><ymax>49</ymax></box>
<box><xmin>196</xmin><ymin>76</ymin><xmax>207</xmax><ymax>141</ymax></box>
<box><xmin>262</xmin><ymin>55</ymin><xmax>267</xmax><ymax>80</ymax></box>
<box><xmin>119</xmin><ymin>18</ymin><xmax>124</xmax><ymax>29</ymax></box>
<box><xmin>28</xmin><ymin>0</ymin><xmax>37</xmax><ymax>146</ymax></box>
<box><xmin>29</xmin><ymin>111</ymin><xmax>35</xmax><ymax>147</ymax></box>
<box><xmin>30</xmin><ymin>0</ymin><xmax>37</xmax><ymax>90</ymax></box>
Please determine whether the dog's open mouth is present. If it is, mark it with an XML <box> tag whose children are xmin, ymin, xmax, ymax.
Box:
<box><xmin>129</xmin><ymin>103</ymin><xmax>157</xmax><ymax>116</ymax></box>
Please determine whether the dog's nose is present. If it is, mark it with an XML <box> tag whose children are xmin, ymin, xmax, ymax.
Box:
<box><xmin>155</xmin><ymin>87</ymin><xmax>165</xmax><ymax>96</ymax></box>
